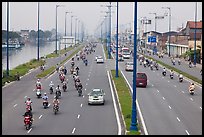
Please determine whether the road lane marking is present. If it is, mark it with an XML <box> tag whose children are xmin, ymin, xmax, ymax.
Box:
<box><xmin>168</xmin><ymin>105</ymin><xmax>172</xmax><ymax>109</ymax></box>
<box><xmin>162</xmin><ymin>97</ymin><xmax>165</xmax><ymax>100</ymax></box>
<box><xmin>157</xmin><ymin>90</ymin><xmax>159</xmax><ymax>92</ymax></box>
<box><xmin>181</xmin><ymin>91</ymin><xmax>185</xmax><ymax>93</ymax></box>
<box><xmin>85</xmin><ymin>88</ymin><xmax>86</xmax><ymax>91</ymax></box>
<box><xmin>27</xmin><ymin>128</ymin><xmax>32</xmax><ymax>133</ymax></box>
<box><xmin>168</xmin><ymin>80</ymin><xmax>170</xmax><ymax>82</ymax></box>
<box><xmin>152</xmin><ymin>84</ymin><xmax>154</xmax><ymax>87</ymax></box>
<box><xmin>200</xmin><ymin>107</ymin><xmax>202</xmax><ymax>110</ymax></box>
<box><xmin>162</xmin><ymin>77</ymin><xmax>164</xmax><ymax>78</ymax></box>
<box><xmin>33</xmin><ymin>89</ymin><xmax>35</xmax><ymax>91</ymax></box>
<box><xmin>72</xmin><ymin>128</ymin><xmax>76</xmax><ymax>134</ymax></box>
<box><xmin>185</xmin><ymin>130</ymin><xmax>190</xmax><ymax>135</ymax></box>
<box><xmin>39</xmin><ymin>115</ymin><xmax>42</xmax><ymax>119</ymax></box>
<box><xmin>190</xmin><ymin>98</ymin><xmax>193</xmax><ymax>101</ymax></box>
<box><xmin>13</xmin><ymin>104</ymin><xmax>17</xmax><ymax>107</ymax></box>
<box><xmin>107</xmin><ymin>71</ymin><xmax>122</xmax><ymax>135</ymax></box>
<box><xmin>83</xmin><ymin>95</ymin><xmax>85</xmax><ymax>98</ymax></box>
<box><xmin>174</xmin><ymin>85</ymin><xmax>177</xmax><ymax>87</ymax></box>
<box><xmin>77</xmin><ymin>114</ymin><xmax>80</xmax><ymax>119</ymax></box>
<box><xmin>176</xmin><ymin>117</ymin><xmax>180</xmax><ymax>122</ymax></box>
<box><xmin>86</xmin><ymin>83</ymin><xmax>88</xmax><ymax>85</ymax></box>
<box><xmin>120</xmin><ymin>70</ymin><xmax>148</xmax><ymax>135</ymax></box>
<box><xmin>80</xmin><ymin>104</ymin><xmax>83</xmax><ymax>107</ymax></box>
<box><xmin>48</xmin><ymin>104</ymin><xmax>50</xmax><ymax>107</ymax></box>
<box><xmin>87</xmin><ymin>78</ymin><xmax>89</xmax><ymax>81</ymax></box>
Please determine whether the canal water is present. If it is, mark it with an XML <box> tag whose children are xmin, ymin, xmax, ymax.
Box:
<box><xmin>2</xmin><ymin>41</ymin><xmax>64</xmax><ymax>70</ymax></box>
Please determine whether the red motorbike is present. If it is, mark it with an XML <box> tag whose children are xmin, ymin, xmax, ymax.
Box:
<box><xmin>24</xmin><ymin>116</ymin><xmax>32</xmax><ymax>130</ymax></box>
<box><xmin>36</xmin><ymin>85</ymin><xmax>42</xmax><ymax>90</ymax></box>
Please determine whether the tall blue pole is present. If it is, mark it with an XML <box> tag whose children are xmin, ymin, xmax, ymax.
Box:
<box><xmin>194</xmin><ymin>2</ymin><xmax>197</xmax><ymax>66</ymax></box>
<box><xmin>130</xmin><ymin>1</ymin><xmax>138</xmax><ymax>131</ymax></box>
<box><xmin>6</xmin><ymin>2</ymin><xmax>9</xmax><ymax>76</ymax></box>
<box><xmin>115</xmin><ymin>2</ymin><xmax>119</xmax><ymax>78</ymax></box>
<box><xmin>55</xmin><ymin>5</ymin><xmax>58</xmax><ymax>54</ymax></box>
<box><xmin>108</xmin><ymin>2</ymin><xmax>112</xmax><ymax>59</ymax></box>
<box><xmin>37</xmin><ymin>2</ymin><xmax>40</xmax><ymax>60</ymax></box>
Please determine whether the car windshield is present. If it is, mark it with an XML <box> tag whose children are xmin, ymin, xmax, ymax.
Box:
<box><xmin>90</xmin><ymin>89</ymin><xmax>103</xmax><ymax>96</ymax></box>
<box><xmin>97</xmin><ymin>56</ymin><xmax>102</xmax><ymax>59</ymax></box>
<box><xmin>137</xmin><ymin>73</ymin><xmax>147</xmax><ymax>79</ymax></box>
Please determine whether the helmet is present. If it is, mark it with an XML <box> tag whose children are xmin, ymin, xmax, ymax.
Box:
<box><xmin>50</xmin><ymin>81</ymin><xmax>53</xmax><ymax>83</ymax></box>
<box><xmin>44</xmin><ymin>92</ymin><xmax>47</xmax><ymax>95</ymax></box>
<box><xmin>27</xmin><ymin>97</ymin><xmax>30</xmax><ymax>100</ymax></box>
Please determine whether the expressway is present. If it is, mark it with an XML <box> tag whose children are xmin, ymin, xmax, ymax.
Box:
<box><xmin>2</xmin><ymin>43</ymin><xmax>120</xmax><ymax>135</ymax></box>
<box><xmin>111</xmin><ymin>50</ymin><xmax>202</xmax><ymax>135</ymax></box>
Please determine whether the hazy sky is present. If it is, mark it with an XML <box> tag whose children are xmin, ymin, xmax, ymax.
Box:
<box><xmin>2</xmin><ymin>2</ymin><xmax>202</xmax><ymax>35</ymax></box>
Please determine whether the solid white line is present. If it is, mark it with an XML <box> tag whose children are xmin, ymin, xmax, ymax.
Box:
<box><xmin>77</xmin><ymin>114</ymin><xmax>80</xmax><ymax>119</ymax></box>
<box><xmin>185</xmin><ymin>130</ymin><xmax>190</xmax><ymax>135</ymax></box>
<box><xmin>162</xmin><ymin>97</ymin><xmax>165</xmax><ymax>100</ymax></box>
<box><xmin>176</xmin><ymin>117</ymin><xmax>180</xmax><ymax>122</ymax></box>
<box><xmin>39</xmin><ymin>115</ymin><xmax>42</xmax><ymax>119</ymax></box>
<box><xmin>80</xmin><ymin>104</ymin><xmax>83</xmax><ymax>107</ymax></box>
<box><xmin>121</xmin><ymin>70</ymin><xmax>148</xmax><ymax>135</ymax></box>
<box><xmin>27</xmin><ymin>128</ymin><xmax>32</xmax><ymax>133</ymax></box>
<box><xmin>107</xmin><ymin>71</ymin><xmax>122</xmax><ymax>135</ymax></box>
<box><xmin>13</xmin><ymin>104</ymin><xmax>17</xmax><ymax>107</ymax></box>
<box><xmin>190</xmin><ymin>98</ymin><xmax>193</xmax><ymax>101</ymax></box>
<box><xmin>168</xmin><ymin>105</ymin><xmax>172</xmax><ymax>109</ymax></box>
<box><xmin>72</xmin><ymin>128</ymin><xmax>76</xmax><ymax>134</ymax></box>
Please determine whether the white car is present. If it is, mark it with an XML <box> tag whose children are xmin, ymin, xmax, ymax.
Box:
<box><xmin>125</xmin><ymin>62</ymin><xmax>133</xmax><ymax>71</ymax></box>
<box><xmin>96</xmin><ymin>56</ymin><xmax>104</xmax><ymax>63</ymax></box>
<box><xmin>88</xmin><ymin>89</ymin><xmax>105</xmax><ymax>105</ymax></box>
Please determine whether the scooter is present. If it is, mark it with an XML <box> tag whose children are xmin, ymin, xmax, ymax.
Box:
<box><xmin>189</xmin><ymin>89</ymin><xmax>194</xmax><ymax>95</ymax></box>
<box><xmin>179</xmin><ymin>77</ymin><xmax>183</xmax><ymax>82</ymax></box>
<box><xmin>53</xmin><ymin>104</ymin><xmax>59</xmax><ymax>115</ymax></box>
<box><xmin>162</xmin><ymin>71</ymin><xmax>166</xmax><ymax>76</ymax></box>
<box><xmin>170</xmin><ymin>74</ymin><xmax>174</xmax><ymax>79</ymax></box>
<box><xmin>24</xmin><ymin>116</ymin><xmax>32</xmax><ymax>130</ymax></box>
<box><xmin>50</xmin><ymin>86</ymin><xmax>54</xmax><ymax>94</ymax></box>
<box><xmin>78</xmin><ymin>87</ymin><xmax>82</xmax><ymax>96</ymax></box>
<box><xmin>62</xmin><ymin>83</ymin><xmax>67</xmax><ymax>92</ymax></box>
<box><xmin>36</xmin><ymin>89</ymin><xmax>42</xmax><ymax>98</ymax></box>
<box><xmin>43</xmin><ymin>100</ymin><xmax>49</xmax><ymax>109</ymax></box>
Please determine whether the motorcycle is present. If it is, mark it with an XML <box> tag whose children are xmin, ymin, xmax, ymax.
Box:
<box><xmin>53</xmin><ymin>104</ymin><xmax>59</xmax><ymax>115</ymax></box>
<box><xmin>170</xmin><ymin>74</ymin><xmax>174</xmax><ymax>79</ymax></box>
<box><xmin>50</xmin><ymin>86</ymin><xmax>54</xmax><ymax>94</ymax></box>
<box><xmin>36</xmin><ymin>89</ymin><xmax>42</xmax><ymax>98</ymax></box>
<box><xmin>24</xmin><ymin>116</ymin><xmax>32</xmax><ymax>130</ymax></box>
<box><xmin>43</xmin><ymin>100</ymin><xmax>48</xmax><ymax>109</ymax></box>
<box><xmin>62</xmin><ymin>83</ymin><xmax>67</xmax><ymax>92</ymax></box>
<box><xmin>179</xmin><ymin>77</ymin><xmax>183</xmax><ymax>82</ymax></box>
<box><xmin>162</xmin><ymin>71</ymin><xmax>166</xmax><ymax>76</ymax></box>
<box><xmin>150</xmin><ymin>65</ymin><xmax>153</xmax><ymax>70</ymax></box>
<box><xmin>78</xmin><ymin>87</ymin><xmax>82</xmax><ymax>96</ymax></box>
<box><xmin>155</xmin><ymin>65</ymin><xmax>159</xmax><ymax>70</ymax></box>
<box><xmin>56</xmin><ymin>91</ymin><xmax>61</xmax><ymax>99</ymax></box>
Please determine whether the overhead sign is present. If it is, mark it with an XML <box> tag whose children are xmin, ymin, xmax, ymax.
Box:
<box><xmin>148</xmin><ymin>36</ymin><xmax>156</xmax><ymax>43</ymax></box>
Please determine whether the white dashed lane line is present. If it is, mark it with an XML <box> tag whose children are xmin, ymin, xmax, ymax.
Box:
<box><xmin>190</xmin><ymin>98</ymin><xmax>193</xmax><ymax>101</ymax></box>
<box><xmin>80</xmin><ymin>104</ymin><xmax>83</xmax><ymax>107</ymax></box>
<box><xmin>77</xmin><ymin>114</ymin><xmax>80</xmax><ymax>119</ymax></box>
<box><xmin>39</xmin><ymin>115</ymin><xmax>42</xmax><ymax>119</ymax></box>
<box><xmin>174</xmin><ymin>85</ymin><xmax>177</xmax><ymax>87</ymax></box>
<box><xmin>168</xmin><ymin>105</ymin><xmax>172</xmax><ymax>109</ymax></box>
<box><xmin>72</xmin><ymin>128</ymin><xmax>76</xmax><ymax>134</ymax></box>
<box><xmin>176</xmin><ymin>117</ymin><xmax>181</xmax><ymax>122</ymax></box>
<box><xmin>13</xmin><ymin>104</ymin><xmax>17</xmax><ymax>107</ymax></box>
<box><xmin>27</xmin><ymin>128</ymin><xmax>32</xmax><ymax>133</ymax></box>
<box><xmin>185</xmin><ymin>130</ymin><xmax>190</xmax><ymax>135</ymax></box>
<box><xmin>156</xmin><ymin>90</ymin><xmax>159</xmax><ymax>93</ymax></box>
<box><xmin>162</xmin><ymin>97</ymin><xmax>165</xmax><ymax>100</ymax></box>
<box><xmin>200</xmin><ymin>107</ymin><xmax>202</xmax><ymax>110</ymax></box>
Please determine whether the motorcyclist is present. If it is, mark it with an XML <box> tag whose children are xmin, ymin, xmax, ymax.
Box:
<box><xmin>56</xmin><ymin>85</ymin><xmax>61</xmax><ymax>97</ymax></box>
<box><xmin>75</xmin><ymin>66</ymin><xmax>79</xmax><ymax>75</ymax></box>
<box><xmin>178</xmin><ymin>59</ymin><xmax>181</xmax><ymax>65</ymax></box>
<box><xmin>162</xmin><ymin>67</ymin><xmax>166</xmax><ymax>76</ymax></box>
<box><xmin>62</xmin><ymin>81</ymin><xmax>67</xmax><ymax>92</ymax></box>
<box><xmin>178</xmin><ymin>73</ymin><xmax>183</xmax><ymax>82</ymax></box>
<box><xmin>25</xmin><ymin>97</ymin><xmax>32</xmax><ymax>111</ymax></box>
<box><xmin>189</xmin><ymin>83</ymin><xmax>195</xmax><ymax>94</ymax></box>
<box><xmin>42</xmin><ymin>93</ymin><xmax>49</xmax><ymax>107</ymax></box>
<box><xmin>71</xmin><ymin>60</ymin><xmax>75</xmax><ymax>67</ymax></box>
<box><xmin>36</xmin><ymin>79</ymin><xmax>42</xmax><ymax>89</ymax></box>
<box><xmin>23</xmin><ymin>109</ymin><xmax>33</xmax><ymax>125</ymax></box>
<box><xmin>53</xmin><ymin>96</ymin><xmax>60</xmax><ymax>108</ymax></box>
<box><xmin>49</xmin><ymin>81</ymin><xmax>54</xmax><ymax>92</ymax></box>
<box><xmin>170</xmin><ymin>70</ymin><xmax>174</xmax><ymax>78</ymax></box>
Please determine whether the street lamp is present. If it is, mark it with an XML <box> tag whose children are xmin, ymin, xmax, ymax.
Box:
<box><xmin>6</xmin><ymin>2</ymin><xmax>9</xmax><ymax>76</ymax></box>
<box><xmin>130</xmin><ymin>1</ymin><xmax>138</xmax><ymax>131</ymax></box>
<box><xmin>56</xmin><ymin>4</ymin><xmax>65</xmax><ymax>54</ymax></box>
<box><xmin>75</xmin><ymin>17</ymin><xmax>78</xmax><ymax>46</ymax></box>
<box><xmin>162</xmin><ymin>6</ymin><xmax>171</xmax><ymax>57</ymax></box>
<box><xmin>37</xmin><ymin>2</ymin><xmax>40</xmax><ymax>61</ymax></box>
<box><xmin>78</xmin><ymin>19</ymin><xmax>80</xmax><ymax>44</ymax></box>
<box><xmin>115</xmin><ymin>2</ymin><xmax>119</xmax><ymax>78</ymax></box>
<box><xmin>194</xmin><ymin>2</ymin><xmax>197</xmax><ymax>66</ymax></box>
<box><xmin>149</xmin><ymin>12</ymin><xmax>157</xmax><ymax>32</ymax></box>
<box><xmin>65</xmin><ymin>11</ymin><xmax>72</xmax><ymax>50</ymax></box>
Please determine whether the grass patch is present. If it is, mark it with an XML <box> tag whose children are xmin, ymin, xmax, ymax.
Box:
<box><xmin>111</xmin><ymin>70</ymin><xmax>140</xmax><ymax>135</ymax></box>
<box><xmin>2</xmin><ymin>59</ymin><xmax>45</xmax><ymax>87</ymax></box>
<box><xmin>142</xmin><ymin>54</ymin><xmax>202</xmax><ymax>85</ymax></box>
<box><xmin>36</xmin><ymin>45</ymin><xmax>84</xmax><ymax>78</ymax></box>
<box><xmin>46</xmin><ymin>46</ymin><xmax>75</xmax><ymax>59</ymax></box>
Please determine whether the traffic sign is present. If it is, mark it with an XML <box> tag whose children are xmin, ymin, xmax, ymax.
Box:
<box><xmin>148</xmin><ymin>36</ymin><xmax>156</xmax><ymax>43</ymax></box>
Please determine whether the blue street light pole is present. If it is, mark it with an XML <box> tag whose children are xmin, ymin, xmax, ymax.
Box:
<box><xmin>194</xmin><ymin>2</ymin><xmax>197</xmax><ymax>66</ymax></box>
<box><xmin>115</xmin><ymin>2</ymin><xmax>119</xmax><ymax>78</ymax></box>
<box><xmin>130</xmin><ymin>1</ymin><xmax>138</xmax><ymax>131</ymax></box>
<box><xmin>6</xmin><ymin>2</ymin><xmax>9</xmax><ymax>76</ymax></box>
<box><xmin>108</xmin><ymin>2</ymin><xmax>112</xmax><ymax>59</ymax></box>
<box><xmin>37</xmin><ymin>2</ymin><xmax>40</xmax><ymax>60</ymax></box>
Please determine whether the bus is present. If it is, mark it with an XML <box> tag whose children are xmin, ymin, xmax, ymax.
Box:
<box><xmin>121</xmin><ymin>47</ymin><xmax>131</xmax><ymax>59</ymax></box>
